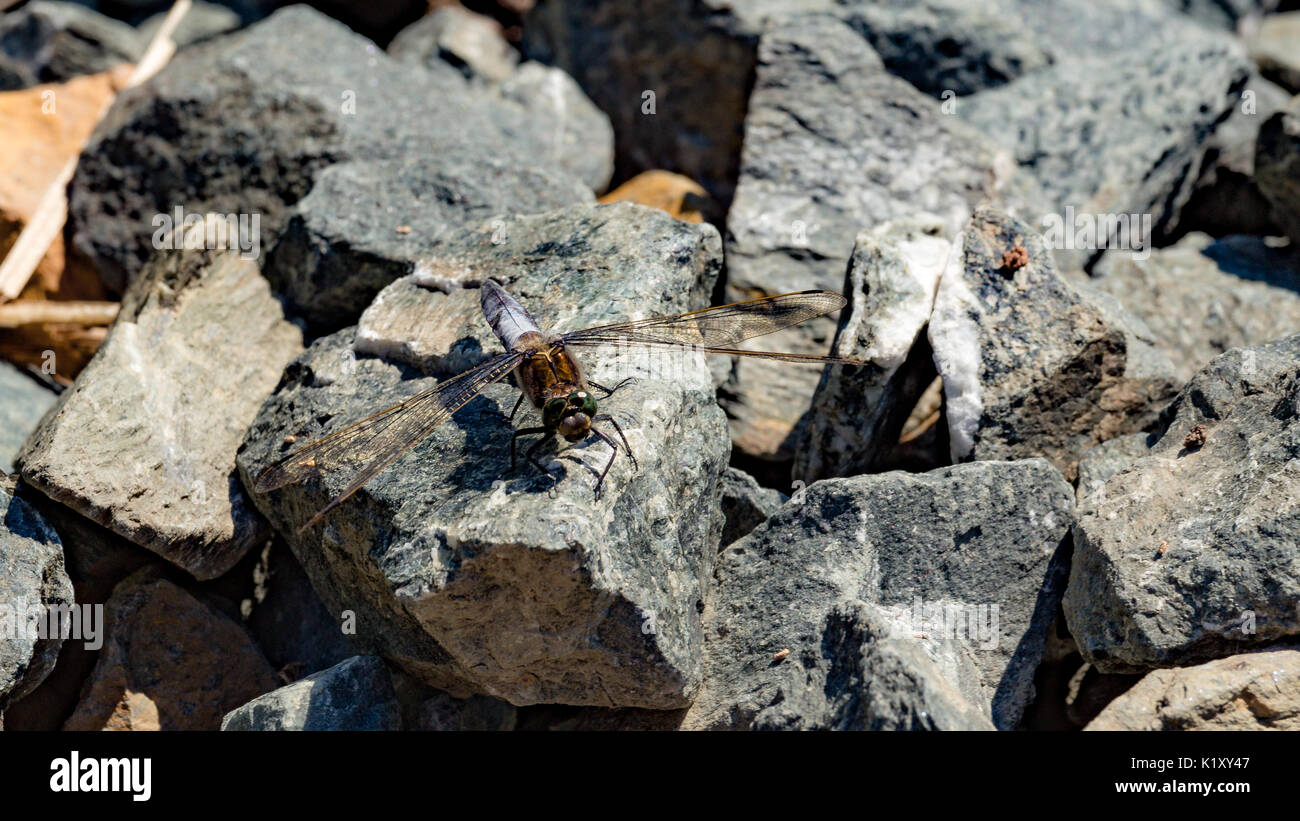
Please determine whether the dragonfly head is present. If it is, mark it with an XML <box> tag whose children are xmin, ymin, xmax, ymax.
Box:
<box><xmin>544</xmin><ymin>391</ymin><xmax>598</xmax><ymax>441</ymax></box>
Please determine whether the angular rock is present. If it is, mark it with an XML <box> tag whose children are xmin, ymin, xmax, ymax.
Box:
<box><xmin>67</xmin><ymin>5</ymin><xmax>590</xmax><ymax>297</ymax></box>
<box><xmin>1076</xmin><ymin>433</ymin><xmax>1154</xmax><ymax>502</ymax></box>
<box><xmin>498</xmin><ymin>61</ymin><xmax>615</xmax><ymax>193</ymax></box>
<box><xmin>239</xmin><ymin>208</ymin><xmax>729</xmax><ymax>709</ymax></box>
<box><xmin>220</xmin><ymin>655</ymin><xmax>402</xmax><ymax>731</ymax></box>
<box><xmin>1091</xmin><ymin>232</ymin><xmax>1300</xmax><ymax>383</ymax></box>
<box><xmin>1086</xmin><ymin>649</ymin><xmax>1300</xmax><ymax>730</ymax></box>
<box><xmin>722</xmin><ymin>15</ymin><xmax>1041</xmax><ymax>463</ymax></box>
<box><xmin>0</xmin><ymin>1</ymin><xmax>141</xmax><ymax>90</ymax></box>
<box><xmin>1066</xmin><ymin>335</ymin><xmax>1300</xmax><ymax>673</ymax></box>
<box><xmin>718</xmin><ymin>467</ymin><xmax>785</xmax><ymax>549</ymax></box>
<box><xmin>1257</xmin><ymin>97</ymin><xmax>1300</xmax><ymax>246</ymax></box>
<box><xmin>64</xmin><ymin>569</ymin><xmax>279</xmax><ymax>730</ymax></box>
<box><xmin>389</xmin><ymin>6</ymin><xmax>519</xmax><ymax>84</ymax></box>
<box><xmin>961</xmin><ymin>31</ymin><xmax>1252</xmax><ymax>265</ymax></box>
<box><xmin>683</xmin><ymin>460</ymin><xmax>1074</xmax><ymax>730</ymax></box>
<box><xmin>0</xmin><ymin>363</ymin><xmax>55</xmax><ymax>475</ymax></box>
<box><xmin>795</xmin><ymin>217</ymin><xmax>949</xmax><ymax>483</ymax></box>
<box><xmin>1247</xmin><ymin>11</ymin><xmax>1300</xmax><ymax>93</ymax></box>
<box><xmin>929</xmin><ymin>207</ymin><xmax>1177</xmax><ymax>482</ymax></box>
<box><xmin>138</xmin><ymin>0</ymin><xmax>242</xmax><ymax>49</ymax></box>
<box><xmin>0</xmin><ymin>487</ymin><xmax>74</xmax><ymax>711</ymax></box>
<box><xmin>246</xmin><ymin>542</ymin><xmax>356</xmax><ymax>680</ymax></box>
<box><xmin>18</xmin><ymin>231</ymin><xmax>303</xmax><ymax>580</ymax></box>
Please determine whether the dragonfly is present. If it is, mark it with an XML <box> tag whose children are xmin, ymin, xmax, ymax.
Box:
<box><xmin>254</xmin><ymin>280</ymin><xmax>862</xmax><ymax>531</ymax></box>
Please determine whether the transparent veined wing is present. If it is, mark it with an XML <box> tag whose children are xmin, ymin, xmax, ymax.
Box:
<box><xmin>254</xmin><ymin>351</ymin><xmax>525</xmax><ymax>532</ymax></box>
<box><xmin>557</xmin><ymin>290</ymin><xmax>863</xmax><ymax>364</ymax></box>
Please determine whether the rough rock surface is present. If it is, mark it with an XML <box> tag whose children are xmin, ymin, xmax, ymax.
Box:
<box><xmin>64</xmin><ymin>569</ymin><xmax>279</xmax><ymax>730</ymax></box>
<box><xmin>795</xmin><ymin>218</ymin><xmax>949</xmax><ymax>483</ymax></box>
<box><xmin>1247</xmin><ymin>12</ymin><xmax>1300</xmax><ymax>93</ymax></box>
<box><xmin>1086</xmin><ymin>649</ymin><xmax>1300</xmax><ymax>730</ymax></box>
<box><xmin>246</xmin><ymin>543</ymin><xmax>356</xmax><ymax>679</ymax></box>
<box><xmin>718</xmin><ymin>467</ymin><xmax>785</xmax><ymax>549</ymax></box>
<box><xmin>1257</xmin><ymin>97</ymin><xmax>1300</xmax><ymax>246</ymax></box>
<box><xmin>221</xmin><ymin>656</ymin><xmax>402</xmax><ymax>731</ymax></box>
<box><xmin>1091</xmin><ymin>233</ymin><xmax>1300</xmax><ymax>383</ymax></box>
<box><xmin>67</xmin><ymin>5</ymin><xmax>591</xmax><ymax>297</ymax></box>
<box><xmin>0</xmin><ymin>364</ymin><xmax>55</xmax><ymax>475</ymax></box>
<box><xmin>388</xmin><ymin>6</ymin><xmax>518</xmax><ymax>84</ymax></box>
<box><xmin>961</xmin><ymin>31</ymin><xmax>1252</xmax><ymax>266</ymax></box>
<box><xmin>722</xmin><ymin>15</ymin><xmax>1039</xmax><ymax>463</ymax></box>
<box><xmin>1066</xmin><ymin>335</ymin><xmax>1300</xmax><ymax>673</ymax></box>
<box><xmin>240</xmin><ymin>207</ymin><xmax>730</xmax><ymax>710</ymax></box>
<box><xmin>683</xmin><ymin>460</ymin><xmax>1074</xmax><ymax>730</ymax></box>
<box><xmin>1076</xmin><ymin>433</ymin><xmax>1155</xmax><ymax>502</ymax></box>
<box><xmin>0</xmin><ymin>488</ymin><xmax>74</xmax><ymax>711</ymax></box>
<box><xmin>929</xmin><ymin>207</ymin><xmax>1177</xmax><ymax>481</ymax></box>
<box><xmin>0</xmin><ymin>1</ymin><xmax>141</xmax><ymax>90</ymax></box>
<box><xmin>18</xmin><ymin>235</ymin><xmax>303</xmax><ymax>580</ymax></box>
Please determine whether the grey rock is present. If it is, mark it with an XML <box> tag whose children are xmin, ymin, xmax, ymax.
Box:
<box><xmin>239</xmin><ymin>207</ymin><xmax>729</xmax><ymax>709</ymax></box>
<box><xmin>0</xmin><ymin>363</ymin><xmax>56</xmax><ymax>476</ymax></box>
<box><xmin>0</xmin><ymin>1</ymin><xmax>142</xmax><ymax>90</ymax></box>
<box><xmin>961</xmin><ymin>32</ymin><xmax>1252</xmax><ymax>266</ymax></box>
<box><xmin>67</xmin><ymin>5</ymin><xmax>590</xmax><ymax>298</ymax></box>
<box><xmin>722</xmin><ymin>15</ymin><xmax>1040</xmax><ymax>464</ymax></box>
<box><xmin>1257</xmin><ymin>97</ymin><xmax>1300</xmax><ymax>245</ymax></box>
<box><xmin>1066</xmin><ymin>335</ymin><xmax>1300</xmax><ymax>673</ymax></box>
<box><xmin>266</xmin><ymin>155</ymin><xmax>588</xmax><ymax>334</ymax></box>
<box><xmin>137</xmin><ymin>1</ymin><xmax>242</xmax><ymax>48</ymax></box>
<box><xmin>718</xmin><ymin>467</ymin><xmax>785</xmax><ymax>548</ymax></box>
<box><xmin>1085</xmin><ymin>649</ymin><xmax>1300</xmax><ymax>730</ymax></box>
<box><xmin>1076</xmin><ymin>433</ymin><xmax>1154</xmax><ymax>502</ymax></box>
<box><xmin>0</xmin><ymin>488</ymin><xmax>74</xmax><ymax>711</ymax></box>
<box><xmin>246</xmin><ymin>542</ymin><xmax>356</xmax><ymax>679</ymax></box>
<box><xmin>417</xmin><ymin>691</ymin><xmax>518</xmax><ymax>731</ymax></box>
<box><xmin>795</xmin><ymin>218</ymin><xmax>949</xmax><ymax>484</ymax></box>
<box><xmin>1091</xmin><ymin>232</ymin><xmax>1300</xmax><ymax>383</ymax></box>
<box><xmin>221</xmin><ymin>656</ymin><xmax>402</xmax><ymax>731</ymax></box>
<box><xmin>1247</xmin><ymin>11</ymin><xmax>1300</xmax><ymax>93</ymax></box>
<box><xmin>683</xmin><ymin>460</ymin><xmax>1074</xmax><ymax>730</ymax></box>
<box><xmin>928</xmin><ymin>207</ymin><xmax>1177</xmax><ymax>482</ymax></box>
<box><xmin>389</xmin><ymin>6</ymin><xmax>518</xmax><ymax>85</ymax></box>
<box><xmin>18</xmin><ymin>234</ymin><xmax>303</xmax><ymax>580</ymax></box>
<box><xmin>1175</xmin><ymin>74</ymin><xmax>1289</xmax><ymax>238</ymax></box>
<box><xmin>1164</xmin><ymin>0</ymin><xmax>1269</xmax><ymax>29</ymax></box>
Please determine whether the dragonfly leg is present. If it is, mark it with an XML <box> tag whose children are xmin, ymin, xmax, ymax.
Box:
<box><xmin>587</xmin><ymin>377</ymin><xmax>636</xmax><ymax>398</ymax></box>
<box><xmin>506</xmin><ymin>392</ymin><xmax>526</xmax><ymax>423</ymax></box>
<box><xmin>510</xmin><ymin>426</ymin><xmax>549</xmax><ymax>471</ymax></box>
<box><xmin>522</xmin><ymin>432</ymin><xmax>563</xmax><ymax>486</ymax></box>
<box><xmin>587</xmin><ymin>426</ymin><xmax>622</xmax><ymax>500</ymax></box>
<box><xmin>593</xmin><ymin>414</ymin><xmax>637</xmax><ymax>472</ymax></box>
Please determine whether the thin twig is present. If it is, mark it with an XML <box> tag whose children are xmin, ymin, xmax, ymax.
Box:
<box><xmin>0</xmin><ymin>300</ymin><xmax>119</xmax><ymax>328</ymax></box>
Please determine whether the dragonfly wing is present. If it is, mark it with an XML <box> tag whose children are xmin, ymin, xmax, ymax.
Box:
<box><xmin>559</xmin><ymin>290</ymin><xmax>863</xmax><ymax>364</ymax></box>
<box><xmin>253</xmin><ymin>351</ymin><xmax>524</xmax><ymax>531</ymax></box>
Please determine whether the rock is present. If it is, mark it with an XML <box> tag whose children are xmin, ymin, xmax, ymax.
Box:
<box><xmin>0</xmin><ymin>1</ymin><xmax>141</xmax><ymax>90</ymax></box>
<box><xmin>0</xmin><ymin>487</ymin><xmax>74</xmax><ymax>711</ymax></box>
<box><xmin>1257</xmin><ymin>97</ymin><xmax>1300</xmax><ymax>246</ymax></box>
<box><xmin>67</xmin><ymin>5</ymin><xmax>591</xmax><ymax>298</ymax></box>
<box><xmin>514</xmin><ymin>704</ymin><xmax>684</xmax><ymax>731</ymax></box>
<box><xmin>17</xmin><ymin>229</ymin><xmax>304</xmax><ymax>580</ymax></box>
<box><xmin>961</xmin><ymin>31</ymin><xmax>1252</xmax><ymax>266</ymax></box>
<box><xmin>64</xmin><ymin>569</ymin><xmax>279</xmax><ymax>730</ymax></box>
<box><xmin>928</xmin><ymin>207</ymin><xmax>1178</xmax><ymax>482</ymax></box>
<box><xmin>389</xmin><ymin>6</ymin><xmax>518</xmax><ymax>84</ymax></box>
<box><xmin>417</xmin><ymin>691</ymin><xmax>518</xmax><ymax>731</ymax></box>
<box><xmin>794</xmin><ymin>218</ymin><xmax>949</xmax><ymax>484</ymax></box>
<box><xmin>498</xmin><ymin>62</ymin><xmax>615</xmax><ymax>193</ymax></box>
<box><xmin>722</xmin><ymin>15</ymin><xmax>1040</xmax><ymax>464</ymax></box>
<box><xmin>718</xmin><ymin>467</ymin><xmax>785</xmax><ymax>548</ymax></box>
<box><xmin>1173</xmin><ymin>74</ymin><xmax>1289</xmax><ymax>239</ymax></box>
<box><xmin>1076</xmin><ymin>433</ymin><xmax>1154</xmax><ymax>502</ymax></box>
<box><xmin>1066</xmin><ymin>335</ymin><xmax>1300</xmax><ymax>673</ymax></box>
<box><xmin>1090</xmin><ymin>233</ymin><xmax>1300</xmax><ymax>383</ymax></box>
<box><xmin>137</xmin><ymin>1</ymin><xmax>242</xmax><ymax>48</ymax></box>
<box><xmin>0</xmin><ymin>363</ymin><xmax>55</xmax><ymax>475</ymax></box>
<box><xmin>597</xmin><ymin>170</ymin><xmax>710</xmax><ymax>224</ymax></box>
<box><xmin>1165</xmin><ymin>0</ymin><xmax>1267</xmax><ymax>29</ymax></box>
<box><xmin>245</xmin><ymin>542</ymin><xmax>356</xmax><ymax>680</ymax></box>
<box><xmin>1064</xmin><ymin>662</ymin><xmax>1143</xmax><ymax>727</ymax></box>
<box><xmin>0</xmin><ymin>67</ymin><xmax>130</xmax><ymax>301</ymax></box>
<box><xmin>1247</xmin><ymin>12</ymin><xmax>1300</xmax><ymax>93</ymax></box>
<box><xmin>220</xmin><ymin>656</ymin><xmax>402</xmax><ymax>731</ymax></box>
<box><xmin>239</xmin><ymin>205</ymin><xmax>729</xmax><ymax>709</ymax></box>
<box><xmin>1086</xmin><ymin>650</ymin><xmax>1300</xmax><ymax>730</ymax></box>
<box><xmin>266</xmin><ymin>155</ymin><xmax>588</xmax><ymax>334</ymax></box>
<box><xmin>683</xmin><ymin>459</ymin><xmax>1074</xmax><ymax>730</ymax></box>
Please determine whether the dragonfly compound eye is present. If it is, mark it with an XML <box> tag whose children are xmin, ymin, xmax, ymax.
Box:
<box><xmin>574</xmin><ymin>391</ymin><xmax>598</xmax><ymax>416</ymax></box>
<box><xmin>543</xmin><ymin>397</ymin><xmax>567</xmax><ymax>428</ymax></box>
